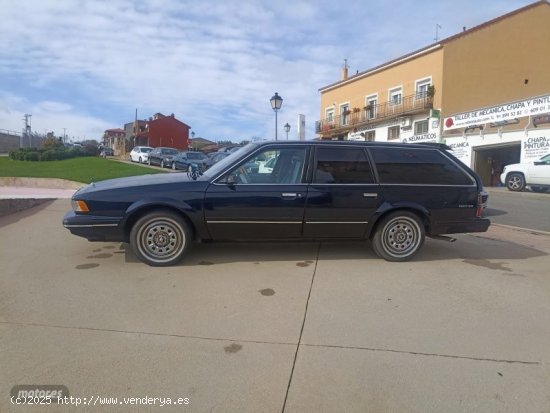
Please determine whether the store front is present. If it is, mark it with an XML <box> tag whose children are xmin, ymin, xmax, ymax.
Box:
<box><xmin>443</xmin><ymin>94</ymin><xmax>550</xmax><ymax>186</ymax></box>
<box><xmin>444</xmin><ymin>129</ymin><xmax>550</xmax><ymax>187</ymax></box>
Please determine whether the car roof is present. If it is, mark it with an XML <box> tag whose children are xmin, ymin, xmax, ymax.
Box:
<box><xmin>251</xmin><ymin>140</ymin><xmax>450</xmax><ymax>151</ymax></box>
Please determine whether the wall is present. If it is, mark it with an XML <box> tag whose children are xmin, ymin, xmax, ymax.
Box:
<box><xmin>320</xmin><ymin>48</ymin><xmax>444</xmax><ymax>119</ymax></box>
<box><xmin>0</xmin><ymin>133</ymin><xmax>20</xmax><ymax>153</ymax></box>
<box><xmin>442</xmin><ymin>1</ymin><xmax>550</xmax><ymax>130</ymax></box>
<box><xmin>148</xmin><ymin>117</ymin><xmax>190</xmax><ymax>150</ymax></box>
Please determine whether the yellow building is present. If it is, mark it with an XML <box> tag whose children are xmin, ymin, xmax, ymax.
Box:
<box><xmin>317</xmin><ymin>0</ymin><xmax>550</xmax><ymax>186</ymax></box>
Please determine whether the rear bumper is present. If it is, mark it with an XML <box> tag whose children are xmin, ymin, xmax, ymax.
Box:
<box><xmin>430</xmin><ymin>218</ymin><xmax>491</xmax><ymax>235</ymax></box>
<box><xmin>63</xmin><ymin>211</ymin><xmax>125</xmax><ymax>242</ymax></box>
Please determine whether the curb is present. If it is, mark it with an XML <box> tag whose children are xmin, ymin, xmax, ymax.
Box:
<box><xmin>491</xmin><ymin>223</ymin><xmax>550</xmax><ymax>237</ymax></box>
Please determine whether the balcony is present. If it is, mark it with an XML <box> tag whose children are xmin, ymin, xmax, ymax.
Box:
<box><xmin>316</xmin><ymin>93</ymin><xmax>433</xmax><ymax>135</ymax></box>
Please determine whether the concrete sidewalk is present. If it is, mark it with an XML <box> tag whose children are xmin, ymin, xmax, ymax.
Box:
<box><xmin>0</xmin><ymin>177</ymin><xmax>79</xmax><ymax>216</ymax></box>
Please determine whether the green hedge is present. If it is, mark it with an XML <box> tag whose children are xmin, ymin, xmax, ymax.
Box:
<box><xmin>8</xmin><ymin>146</ymin><xmax>99</xmax><ymax>162</ymax></box>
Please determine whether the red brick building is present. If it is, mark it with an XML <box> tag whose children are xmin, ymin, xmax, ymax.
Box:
<box><xmin>135</xmin><ymin>113</ymin><xmax>191</xmax><ymax>150</ymax></box>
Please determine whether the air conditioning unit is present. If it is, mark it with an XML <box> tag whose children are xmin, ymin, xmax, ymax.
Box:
<box><xmin>400</xmin><ymin>117</ymin><xmax>412</xmax><ymax>128</ymax></box>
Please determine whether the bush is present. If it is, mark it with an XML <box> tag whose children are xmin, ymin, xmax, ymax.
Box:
<box><xmin>24</xmin><ymin>152</ymin><xmax>40</xmax><ymax>161</ymax></box>
<box><xmin>8</xmin><ymin>146</ymin><xmax>94</xmax><ymax>162</ymax></box>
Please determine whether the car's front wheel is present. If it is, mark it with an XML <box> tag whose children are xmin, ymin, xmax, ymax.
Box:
<box><xmin>372</xmin><ymin>211</ymin><xmax>425</xmax><ymax>262</ymax></box>
<box><xmin>130</xmin><ymin>210</ymin><xmax>191</xmax><ymax>266</ymax></box>
<box><xmin>506</xmin><ymin>173</ymin><xmax>525</xmax><ymax>191</ymax></box>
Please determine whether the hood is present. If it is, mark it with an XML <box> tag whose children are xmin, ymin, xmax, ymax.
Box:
<box><xmin>75</xmin><ymin>173</ymin><xmax>197</xmax><ymax>196</ymax></box>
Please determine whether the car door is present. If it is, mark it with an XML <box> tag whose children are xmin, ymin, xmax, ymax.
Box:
<box><xmin>529</xmin><ymin>154</ymin><xmax>550</xmax><ymax>184</ymax></box>
<box><xmin>303</xmin><ymin>145</ymin><xmax>379</xmax><ymax>238</ymax></box>
<box><xmin>204</xmin><ymin>145</ymin><xmax>309</xmax><ymax>240</ymax></box>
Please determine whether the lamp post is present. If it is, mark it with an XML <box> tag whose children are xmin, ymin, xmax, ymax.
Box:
<box><xmin>284</xmin><ymin>122</ymin><xmax>290</xmax><ymax>140</ymax></box>
<box><xmin>270</xmin><ymin>92</ymin><xmax>283</xmax><ymax>140</ymax></box>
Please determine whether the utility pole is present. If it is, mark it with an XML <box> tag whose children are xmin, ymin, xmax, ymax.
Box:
<box><xmin>434</xmin><ymin>24</ymin><xmax>442</xmax><ymax>42</ymax></box>
<box><xmin>22</xmin><ymin>114</ymin><xmax>32</xmax><ymax>148</ymax></box>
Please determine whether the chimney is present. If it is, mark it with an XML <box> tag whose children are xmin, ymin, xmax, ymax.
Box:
<box><xmin>341</xmin><ymin>59</ymin><xmax>348</xmax><ymax>81</ymax></box>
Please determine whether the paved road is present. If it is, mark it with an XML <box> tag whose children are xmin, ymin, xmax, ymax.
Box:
<box><xmin>485</xmin><ymin>187</ymin><xmax>550</xmax><ymax>232</ymax></box>
<box><xmin>1</xmin><ymin>200</ymin><xmax>549</xmax><ymax>412</ymax></box>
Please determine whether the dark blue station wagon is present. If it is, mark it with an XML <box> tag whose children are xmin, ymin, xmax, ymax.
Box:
<box><xmin>63</xmin><ymin>141</ymin><xmax>490</xmax><ymax>266</ymax></box>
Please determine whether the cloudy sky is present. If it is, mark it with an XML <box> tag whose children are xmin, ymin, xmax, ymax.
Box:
<box><xmin>0</xmin><ymin>0</ymin><xmax>535</xmax><ymax>142</ymax></box>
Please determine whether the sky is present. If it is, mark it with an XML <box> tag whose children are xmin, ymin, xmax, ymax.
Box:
<box><xmin>0</xmin><ymin>0</ymin><xmax>537</xmax><ymax>143</ymax></box>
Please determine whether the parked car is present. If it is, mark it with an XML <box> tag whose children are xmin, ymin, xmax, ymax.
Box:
<box><xmin>99</xmin><ymin>147</ymin><xmax>114</xmax><ymax>158</ymax></box>
<box><xmin>204</xmin><ymin>152</ymin><xmax>230</xmax><ymax>170</ymax></box>
<box><xmin>130</xmin><ymin>146</ymin><xmax>153</xmax><ymax>163</ymax></box>
<box><xmin>63</xmin><ymin>141</ymin><xmax>490</xmax><ymax>266</ymax></box>
<box><xmin>147</xmin><ymin>147</ymin><xmax>180</xmax><ymax>168</ymax></box>
<box><xmin>500</xmin><ymin>154</ymin><xmax>550</xmax><ymax>192</ymax></box>
<box><xmin>171</xmin><ymin>151</ymin><xmax>209</xmax><ymax>171</ymax></box>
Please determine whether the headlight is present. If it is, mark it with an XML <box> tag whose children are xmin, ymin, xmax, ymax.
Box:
<box><xmin>71</xmin><ymin>199</ymin><xmax>90</xmax><ymax>213</ymax></box>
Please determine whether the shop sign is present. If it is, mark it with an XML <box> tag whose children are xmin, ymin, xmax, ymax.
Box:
<box><xmin>401</xmin><ymin>133</ymin><xmax>438</xmax><ymax>143</ymax></box>
<box><xmin>444</xmin><ymin>94</ymin><xmax>550</xmax><ymax>131</ymax></box>
<box><xmin>446</xmin><ymin>138</ymin><xmax>472</xmax><ymax>166</ymax></box>
<box><xmin>523</xmin><ymin>136</ymin><xmax>550</xmax><ymax>161</ymax></box>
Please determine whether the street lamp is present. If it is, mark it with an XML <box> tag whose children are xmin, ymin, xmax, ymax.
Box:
<box><xmin>284</xmin><ymin>122</ymin><xmax>291</xmax><ymax>140</ymax></box>
<box><xmin>270</xmin><ymin>92</ymin><xmax>283</xmax><ymax>140</ymax></box>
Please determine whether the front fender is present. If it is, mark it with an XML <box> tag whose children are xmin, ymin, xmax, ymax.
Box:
<box><xmin>121</xmin><ymin>197</ymin><xmax>208</xmax><ymax>239</ymax></box>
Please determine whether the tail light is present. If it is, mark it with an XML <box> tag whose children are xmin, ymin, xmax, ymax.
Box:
<box><xmin>476</xmin><ymin>192</ymin><xmax>483</xmax><ymax>218</ymax></box>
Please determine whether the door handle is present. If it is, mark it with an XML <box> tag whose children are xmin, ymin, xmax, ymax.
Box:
<box><xmin>363</xmin><ymin>193</ymin><xmax>378</xmax><ymax>198</ymax></box>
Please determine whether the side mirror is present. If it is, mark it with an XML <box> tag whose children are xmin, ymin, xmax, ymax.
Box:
<box><xmin>226</xmin><ymin>174</ymin><xmax>237</xmax><ymax>186</ymax></box>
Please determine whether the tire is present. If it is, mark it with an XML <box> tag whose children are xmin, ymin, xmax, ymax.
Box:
<box><xmin>130</xmin><ymin>210</ymin><xmax>191</xmax><ymax>266</ymax></box>
<box><xmin>372</xmin><ymin>211</ymin><xmax>425</xmax><ymax>262</ymax></box>
<box><xmin>506</xmin><ymin>173</ymin><xmax>525</xmax><ymax>192</ymax></box>
<box><xmin>161</xmin><ymin>160</ymin><xmax>165</xmax><ymax>168</ymax></box>
<box><xmin>138</xmin><ymin>156</ymin><xmax>142</xmax><ymax>163</ymax></box>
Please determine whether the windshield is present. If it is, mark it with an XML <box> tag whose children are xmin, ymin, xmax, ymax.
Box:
<box><xmin>142</xmin><ymin>148</ymin><xmax>152</xmax><ymax>153</ymax></box>
<box><xmin>202</xmin><ymin>143</ymin><xmax>256</xmax><ymax>179</ymax></box>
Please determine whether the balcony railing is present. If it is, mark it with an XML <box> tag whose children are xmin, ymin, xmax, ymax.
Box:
<box><xmin>316</xmin><ymin>93</ymin><xmax>433</xmax><ymax>134</ymax></box>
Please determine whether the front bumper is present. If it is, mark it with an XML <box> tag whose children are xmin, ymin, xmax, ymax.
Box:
<box><xmin>63</xmin><ymin>211</ymin><xmax>124</xmax><ymax>242</ymax></box>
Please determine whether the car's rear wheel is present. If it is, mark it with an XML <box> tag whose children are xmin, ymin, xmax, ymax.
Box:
<box><xmin>506</xmin><ymin>173</ymin><xmax>525</xmax><ymax>191</ymax></box>
<box><xmin>372</xmin><ymin>211</ymin><xmax>425</xmax><ymax>262</ymax></box>
<box><xmin>130</xmin><ymin>210</ymin><xmax>191</xmax><ymax>266</ymax></box>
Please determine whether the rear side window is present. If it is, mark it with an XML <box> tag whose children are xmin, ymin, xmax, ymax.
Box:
<box><xmin>314</xmin><ymin>147</ymin><xmax>375</xmax><ymax>184</ymax></box>
<box><xmin>370</xmin><ymin>148</ymin><xmax>474</xmax><ymax>185</ymax></box>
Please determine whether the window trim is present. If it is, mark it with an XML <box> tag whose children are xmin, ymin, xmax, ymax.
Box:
<box><xmin>388</xmin><ymin>86</ymin><xmax>403</xmax><ymax>106</ymax></box>
<box><xmin>365</xmin><ymin>94</ymin><xmax>378</xmax><ymax>119</ymax></box>
<box><xmin>415</xmin><ymin>77</ymin><xmax>432</xmax><ymax>99</ymax></box>
<box><xmin>387</xmin><ymin>125</ymin><xmax>401</xmax><ymax>140</ymax></box>
<box><xmin>414</xmin><ymin>119</ymin><xmax>429</xmax><ymax>135</ymax></box>
<box><xmin>325</xmin><ymin>106</ymin><xmax>335</xmax><ymax>123</ymax></box>
<box><xmin>339</xmin><ymin>102</ymin><xmax>350</xmax><ymax>125</ymax></box>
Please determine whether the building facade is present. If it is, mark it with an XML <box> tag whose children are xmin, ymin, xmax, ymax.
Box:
<box><xmin>134</xmin><ymin>113</ymin><xmax>191</xmax><ymax>151</ymax></box>
<box><xmin>317</xmin><ymin>0</ymin><xmax>550</xmax><ymax>186</ymax></box>
<box><xmin>102</xmin><ymin>128</ymin><xmax>126</xmax><ymax>155</ymax></box>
